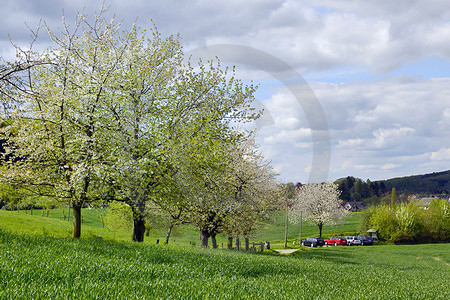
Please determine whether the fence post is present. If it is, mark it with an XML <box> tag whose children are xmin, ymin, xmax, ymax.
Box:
<box><xmin>227</xmin><ymin>237</ymin><xmax>233</xmax><ymax>249</ymax></box>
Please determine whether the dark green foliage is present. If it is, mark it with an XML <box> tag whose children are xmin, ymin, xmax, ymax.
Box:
<box><xmin>335</xmin><ymin>177</ymin><xmax>383</xmax><ymax>203</ymax></box>
<box><xmin>336</xmin><ymin>170</ymin><xmax>449</xmax><ymax>205</ymax></box>
<box><xmin>378</xmin><ymin>170</ymin><xmax>450</xmax><ymax>194</ymax></box>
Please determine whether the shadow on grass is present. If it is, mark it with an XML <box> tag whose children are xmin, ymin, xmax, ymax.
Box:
<box><xmin>289</xmin><ymin>247</ymin><xmax>360</xmax><ymax>265</ymax></box>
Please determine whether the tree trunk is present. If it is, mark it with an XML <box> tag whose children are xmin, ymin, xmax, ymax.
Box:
<box><xmin>227</xmin><ymin>236</ymin><xmax>233</xmax><ymax>249</ymax></box>
<box><xmin>200</xmin><ymin>231</ymin><xmax>210</xmax><ymax>247</ymax></box>
<box><xmin>235</xmin><ymin>237</ymin><xmax>240</xmax><ymax>250</ymax></box>
<box><xmin>165</xmin><ymin>223</ymin><xmax>175</xmax><ymax>245</ymax></box>
<box><xmin>284</xmin><ymin>206</ymin><xmax>289</xmax><ymax>248</ymax></box>
<box><xmin>132</xmin><ymin>217</ymin><xmax>146</xmax><ymax>242</ymax></box>
<box><xmin>245</xmin><ymin>237</ymin><xmax>249</xmax><ymax>251</ymax></box>
<box><xmin>298</xmin><ymin>211</ymin><xmax>302</xmax><ymax>244</ymax></box>
<box><xmin>318</xmin><ymin>223</ymin><xmax>323</xmax><ymax>238</ymax></box>
<box><xmin>72</xmin><ymin>203</ymin><xmax>82</xmax><ymax>239</ymax></box>
<box><xmin>211</xmin><ymin>234</ymin><xmax>218</xmax><ymax>249</ymax></box>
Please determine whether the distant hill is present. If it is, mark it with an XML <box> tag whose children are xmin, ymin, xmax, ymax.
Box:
<box><xmin>377</xmin><ymin>170</ymin><xmax>450</xmax><ymax>194</ymax></box>
<box><xmin>335</xmin><ymin>170</ymin><xmax>449</xmax><ymax>202</ymax></box>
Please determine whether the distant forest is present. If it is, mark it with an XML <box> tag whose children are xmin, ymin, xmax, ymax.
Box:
<box><xmin>335</xmin><ymin>170</ymin><xmax>450</xmax><ymax>203</ymax></box>
<box><xmin>379</xmin><ymin>170</ymin><xmax>450</xmax><ymax>194</ymax></box>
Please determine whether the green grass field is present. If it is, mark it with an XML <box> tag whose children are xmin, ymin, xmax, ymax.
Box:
<box><xmin>2</xmin><ymin>208</ymin><xmax>362</xmax><ymax>248</ymax></box>
<box><xmin>1</xmin><ymin>209</ymin><xmax>449</xmax><ymax>299</ymax></box>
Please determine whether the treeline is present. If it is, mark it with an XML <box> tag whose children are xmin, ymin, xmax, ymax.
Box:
<box><xmin>335</xmin><ymin>177</ymin><xmax>386</xmax><ymax>203</ymax></box>
<box><xmin>335</xmin><ymin>170</ymin><xmax>450</xmax><ymax>204</ymax></box>
<box><xmin>380</xmin><ymin>170</ymin><xmax>450</xmax><ymax>194</ymax></box>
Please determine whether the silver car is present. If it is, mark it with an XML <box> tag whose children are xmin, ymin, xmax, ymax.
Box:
<box><xmin>345</xmin><ymin>236</ymin><xmax>362</xmax><ymax>246</ymax></box>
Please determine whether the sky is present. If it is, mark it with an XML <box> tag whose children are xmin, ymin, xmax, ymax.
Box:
<box><xmin>1</xmin><ymin>0</ymin><xmax>449</xmax><ymax>183</ymax></box>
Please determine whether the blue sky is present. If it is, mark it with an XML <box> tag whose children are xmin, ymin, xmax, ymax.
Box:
<box><xmin>1</xmin><ymin>0</ymin><xmax>449</xmax><ymax>183</ymax></box>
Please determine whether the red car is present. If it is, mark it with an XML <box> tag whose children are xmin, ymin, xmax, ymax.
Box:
<box><xmin>325</xmin><ymin>236</ymin><xmax>348</xmax><ymax>246</ymax></box>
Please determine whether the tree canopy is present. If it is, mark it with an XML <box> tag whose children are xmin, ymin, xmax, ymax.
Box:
<box><xmin>289</xmin><ymin>182</ymin><xmax>347</xmax><ymax>237</ymax></box>
<box><xmin>0</xmin><ymin>9</ymin><xmax>278</xmax><ymax>243</ymax></box>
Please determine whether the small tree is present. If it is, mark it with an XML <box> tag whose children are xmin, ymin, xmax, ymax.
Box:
<box><xmin>281</xmin><ymin>182</ymin><xmax>296</xmax><ymax>248</ymax></box>
<box><xmin>423</xmin><ymin>199</ymin><xmax>450</xmax><ymax>241</ymax></box>
<box><xmin>391</xmin><ymin>188</ymin><xmax>397</xmax><ymax>207</ymax></box>
<box><xmin>289</xmin><ymin>182</ymin><xmax>347</xmax><ymax>238</ymax></box>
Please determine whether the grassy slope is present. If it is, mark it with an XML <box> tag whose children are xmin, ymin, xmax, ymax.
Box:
<box><xmin>0</xmin><ymin>228</ymin><xmax>449</xmax><ymax>299</ymax></box>
<box><xmin>1</xmin><ymin>208</ymin><xmax>362</xmax><ymax>248</ymax></box>
<box><xmin>0</xmin><ymin>210</ymin><xmax>449</xmax><ymax>299</ymax></box>
<box><xmin>0</xmin><ymin>209</ymin><xmax>132</xmax><ymax>242</ymax></box>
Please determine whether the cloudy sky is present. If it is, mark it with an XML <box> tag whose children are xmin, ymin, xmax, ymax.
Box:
<box><xmin>1</xmin><ymin>0</ymin><xmax>449</xmax><ymax>183</ymax></box>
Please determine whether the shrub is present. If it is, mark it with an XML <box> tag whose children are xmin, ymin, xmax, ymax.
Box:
<box><xmin>369</xmin><ymin>205</ymin><xmax>398</xmax><ymax>241</ymax></box>
<box><xmin>106</xmin><ymin>201</ymin><xmax>133</xmax><ymax>231</ymax></box>
<box><xmin>423</xmin><ymin>199</ymin><xmax>450</xmax><ymax>242</ymax></box>
<box><xmin>368</xmin><ymin>200</ymin><xmax>449</xmax><ymax>243</ymax></box>
<box><xmin>358</xmin><ymin>205</ymin><xmax>377</xmax><ymax>233</ymax></box>
<box><xmin>391</xmin><ymin>202</ymin><xmax>424</xmax><ymax>243</ymax></box>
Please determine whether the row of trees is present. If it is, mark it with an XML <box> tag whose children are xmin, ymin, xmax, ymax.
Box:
<box><xmin>0</xmin><ymin>10</ymin><xmax>280</xmax><ymax>245</ymax></box>
<box><xmin>336</xmin><ymin>176</ymin><xmax>386</xmax><ymax>203</ymax></box>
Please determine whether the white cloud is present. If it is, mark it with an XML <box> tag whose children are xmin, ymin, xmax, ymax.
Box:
<box><xmin>338</xmin><ymin>138</ymin><xmax>363</xmax><ymax>147</ymax></box>
<box><xmin>3</xmin><ymin>0</ymin><xmax>448</xmax><ymax>73</ymax></box>
<box><xmin>372</xmin><ymin>126</ymin><xmax>415</xmax><ymax>148</ymax></box>
<box><xmin>1</xmin><ymin>0</ymin><xmax>449</xmax><ymax>183</ymax></box>
<box><xmin>381</xmin><ymin>163</ymin><xmax>401</xmax><ymax>170</ymax></box>
<box><xmin>263</xmin><ymin>128</ymin><xmax>311</xmax><ymax>144</ymax></box>
<box><xmin>259</xmin><ymin>77</ymin><xmax>449</xmax><ymax>181</ymax></box>
<box><xmin>430</xmin><ymin>148</ymin><xmax>450</xmax><ymax>161</ymax></box>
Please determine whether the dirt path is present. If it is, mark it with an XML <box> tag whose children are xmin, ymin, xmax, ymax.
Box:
<box><xmin>274</xmin><ymin>249</ymin><xmax>300</xmax><ymax>254</ymax></box>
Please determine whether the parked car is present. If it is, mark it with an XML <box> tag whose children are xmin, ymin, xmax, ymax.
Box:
<box><xmin>345</xmin><ymin>236</ymin><xmax>362</xmax><ymax>246</ymax></box>
<box><xmin>357</xmin><ymin>235</ymin><xmax>374</xmax><ymax>245</ymax></box>
<box><xmin>325</xmin><ymin>236</ymin><xmax>348</xmax><ymax>246</ymax></box>
<box><xmin>301</xmin><ymin>237</ymin><xmax>325</xmax><ymax>247</ymax></box>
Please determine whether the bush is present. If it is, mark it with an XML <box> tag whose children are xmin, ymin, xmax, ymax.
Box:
<box><xmin>367</xmin><ymin>200</ymin><xmax>449</xmax><ymax>243</ymax></box>
<box><xmin>391</xmin><ymin>202</ymin><xmax>424</xmax><ymax>243</ymax></box>
<box><xmin>358</xmin><ymin>205</ymin><xmax>377</xmax><ymax>233</ymax></box>
<box><xmin>423</xmin><ymin>199</ymin><xmax>450</xmax><ymax>242</ymax></box>
<box><xmin>369</xmin><ymin>205</ymin><xmax>398</xmax><ymax>241</ymax></box>
<box><xmin>106</xmin><ymin>201</ymin><xmax>133</xmax><ymax>231</ymax></box>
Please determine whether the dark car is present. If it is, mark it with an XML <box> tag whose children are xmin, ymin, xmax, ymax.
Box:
<box><xmin>357</xmin><ymin>235</ymin><xmax>374</xmax><ymax>245</ymax></box>
<box><xmin>301</xmin><ymin>237</ymin><xmax>325</xmax><ymax>247</ymax></box>
<box><xmin>325</xmin><ymin>236</ymin><xmax>348</xmax><ymax>246</ymax></box>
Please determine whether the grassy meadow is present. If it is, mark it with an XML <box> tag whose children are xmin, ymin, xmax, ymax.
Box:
<box><xmin>1</xmin><ymin>208</ymin><xmax>361</xmax><ymax>248</ymax></box>
<box><xmin>0</xmin><ymin>209</ymin><xmax>449</xmax><ymax>299</ymax></box>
